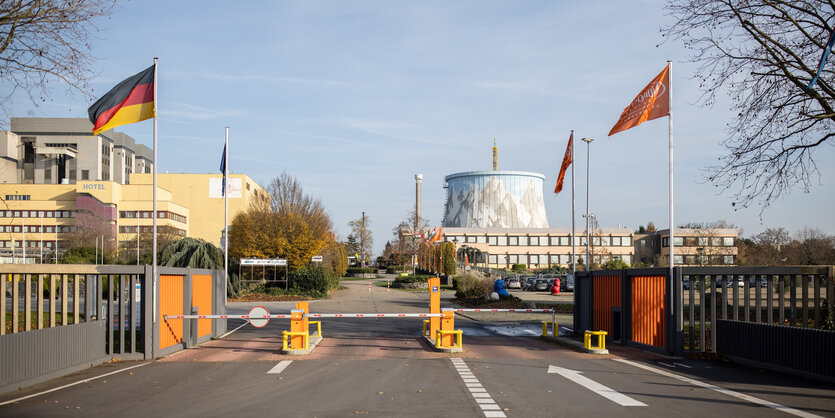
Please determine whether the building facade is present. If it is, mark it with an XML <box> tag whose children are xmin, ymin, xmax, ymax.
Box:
<box><xmin>0</xmin><ymin>118</ymin><xmax>153</xmax><ymax>185</ymax></box>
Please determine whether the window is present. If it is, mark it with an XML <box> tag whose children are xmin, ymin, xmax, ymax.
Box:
<box><xmin>466</xmin><ymin>236</ymin><xmax>476</xmax><ymax>243</ymax></box>
<box><xmin>44</xmin><ymin>168</ymin><xmax>51</xmax><ymax>181</ymax></box>
<box><xmin>557</xmin><ymin>236</ymin><xmax>568</xmax><ymax>246</ymax></box>
<box><xmin>508</xmin><ymin>236</ymin><xmax>518</xmax><ymax>246</ymax></box>
<box><xmin>601</xmin><ymin>236</ymin><xmax>610</xmax><ymax>246</ymax></box>
<box><xmin>662</xmin><ymin>237</ymin><xmax>668</xmax><ymax>247</ymax></box>
<box><xmin>45</xmin><ymin>226</ymin><xmax>53</xmax><ymax>233</ymax></box>
<box><xmin>476</xmin><ymin>236</ymin><xmax>486</xmax><ymax>244</ymax></box>
<box><xmin>550</xmin><ymin>237</ymin><xmax>559</xmax><ymax>246</ymax></box>
<box><xmin>497</xmin><ymin>236</ymin><xmax>507</xmax><ymax>246</ymax></box>
<box><xmin>673</xmin><ymin>255</ymin><xmax>684</xmax><ymax>264</ymax></box>
<box><xmin>5</xmin><ymin>195</ymin><xmax>30</xmax><ymax>201</ymax></box>
<box><xmin>724</xmin><ymin>255</ymin><xmax>735</xmax><ymax>264</ymax></box>
<box><xmin>550</xmin><ymin>255</ymin><xmax>560</xmax><ymax>264</ymax></box>
<box><xmin>612</xmin><ymin>236</ymin><xmax>621</xmax><ymax>246</ymax></box>
<box><xmin>723</xmin><ymin>237</ymin><xmax>734</xmax><ymax>246</ymax></box>
<box><xmin>55</xmin><ymin>211</ymin><xmax>62</xmax><ymax>218</ymax></box>
<box><xmin>529</xmin><ymin>255</ymin><xmax>539</xmax><ymax>265</ymax></box>
<box><xmin>38</xmin><ymin>211</ymin><xmax>44</xmax><ymax>217</ymax></box>
<box><xmin>488</xmin><ymin>254</ymin><xmax>498</xmax><ymax>264</ymax></box>
<box><xmin>518</xmin><ymin>236</ymin><xmax>527</xmax><ymax>246</ymax></box>
<box><xmin>13</xmin><ymin>211</ymin><xmax>20</xmax><ymax>217</ymax></box>
<box><xmin>508</xmin><ymin>255</ymin><xmax>518</xmax><ymax>264</ymax></box>
<box><xmin>529</xmin><ymin>237</ymin><xmax>539</xmax><ymax>246</ymax></box>
<box><xmin>488</xmin><ymin>236</ymin><xmax>497</xmax><ymax>246</ymax></box>
<box><xmin>46</xmin><ymin>211</ymin><xmax>52</xmax><ymax>218</ymax></box>
<box><xmin>684</xmin><ymin>237</ymin><xmax>698</xmax><ymax>246</ymax></box>
<box><xmin>592</xmin><ymin>236</ymin><xmax>601</xmax><ymax>246</ymax></box>
<box><xmin>711</xmin><ymin>237</ymin><xmax>722</xmax><ymax>247</ymax></box>
<box><xmin>622</xmin><ymin>255</ymin><xmax>632</xmax><ymax>264</ymax></box>
<box><xmin>81</xmin><ymin>170</ymin><xmax>89</xmax><ymax>180</ymax></box>
<box><xmin>622</xmin><ymin>236</ymin><xmax>632</xmax><ymax>246</ymax></box>
<box><xmin>673</xmin><ymin>237</ymin><xmax>683</xmax><ymax>246</ymax></box>
<box><xmin>685</xmin><ymin>255</ymin><xmax>696</xmax><ymax>265</ymax></box>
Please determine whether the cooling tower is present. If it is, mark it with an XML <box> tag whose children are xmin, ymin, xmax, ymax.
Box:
<box><xmin>442</xmin><ymin>170</ymin><xmax>549</xmax><ymax>228</ymax></box>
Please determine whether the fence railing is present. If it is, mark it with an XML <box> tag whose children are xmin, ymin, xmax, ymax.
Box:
<box><xmin>1</xmin><ymin>264</ymin><xmax>226</xmax><ymax>394</ymax></box>
<box><xmin>680</xmin><ymin>266</ymin><xmax>833</xmax><ymax>353</ymax></box>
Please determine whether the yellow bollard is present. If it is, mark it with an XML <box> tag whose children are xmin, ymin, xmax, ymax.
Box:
<box><xmin>289</xmin><ymin>309</ymin><xmax>308</xmax><ymax>350</ymax></box>
<box><xmin>422</xmin><ymin>320</ymin><xmax>431</xmax><ymax>337</ymax></box>
<box><xmin>440</xmin><ymin>308</ymin><xmax>456</xmax><ymax>348</ymax></box>
<box><xmin>541</xmin><ymin>321</ymin><xmax>558</xmax><ymax>337</ymax></box>
<box><xmin>428</xmin><ymin>277</ymin><xmax>441</xmax><ymax>340</ymax></box>
<box><xmin>584</xmin><ymin>330</ymin><xmax>607</xmax><ymax>350</ymax></box>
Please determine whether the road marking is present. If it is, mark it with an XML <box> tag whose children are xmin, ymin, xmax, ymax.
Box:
<box><xmin>615</xmin><ymin>359</ymin><xmax>823</xmax><ymax>418</ymax></box>
<box><xmin>673</xmin><ymin>362</ymin><xmax>692</xmax><ymax>369</ymax></box>
<box><xmin>267</xmin><ymin>360</ymin><xmax>293</xmax><ymax>374</ymax></box>
<box><xmin>547</xmin><ymin>365</ymin><xmax>647</xmax><ymax>406</ymax></box>
<box><xmin>451</xmin><ymin>359</ymin><xmax>505</xmax><ymax>418</ymax></box>
<box><xmin>218</xmin><ymin>321</ymin><xmax>248</xmax><ymax>339</ymax></box>
<box><xmin>659</xmin><ymin>362</ymin><xmax>676</xmax><ymax>368</ymax></box>
<box><xmin>0</xmin><ymin>363</ymin><xmax>148</xmax><ymax>407</ymax></box>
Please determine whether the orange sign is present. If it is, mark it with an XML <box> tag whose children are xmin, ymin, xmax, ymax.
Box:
<box><xmin>608</xmin><ymin>63</ymin><xmax>670</xmax><ymax>136</ymax></box>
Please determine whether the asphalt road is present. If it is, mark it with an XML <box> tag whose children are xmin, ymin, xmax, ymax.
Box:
<box><xmin>1</xmin><ymin>276</ymin><xmax>833</xmax><ymax>417</ymax></box>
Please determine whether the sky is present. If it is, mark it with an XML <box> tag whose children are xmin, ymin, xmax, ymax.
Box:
<box><xmin>6</xmin><ymin>1</ymin><xmax>835</xmax><ymax>256</ymax></box>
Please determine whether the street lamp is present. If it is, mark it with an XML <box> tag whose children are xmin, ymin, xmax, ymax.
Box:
<box><xmin>581</xmin><ymin>137</ymin><xmax>595</xmax><ymax>272</ymax></box>
<box><xmin>696</xmin><ymin>247</ymin><xmax>705</xmax><ymax>266</ymax></box>
<box><xmin>452</xmin><ymin>237</ymin><xmax>459</xmax><ymax>269</ymax></box>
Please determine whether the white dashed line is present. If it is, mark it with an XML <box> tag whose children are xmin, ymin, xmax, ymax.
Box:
<box><xmin>267</xmin><ymin>360</ymin><xmax>293</xmax><ymax>374</ymax></box>
<box><xmin>673</xmin><ymin>362</ymin><xmax>692</xmax><ymax>369</ymax></box>
<box><xmin>615</xmin><ymin>359</ymin><xmax>823</xmax><ymax>418</ymax></box>
<box><xmin>450</xmin><ymin>358</ymin><xmax>506</xmax><ymax>418</ymax></box>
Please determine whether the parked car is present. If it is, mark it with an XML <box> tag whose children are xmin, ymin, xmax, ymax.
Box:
<box><xmin>523</xmin><ymin>277</ymin><xmax>537</xmax><ymax>290</ymax></box>
<box><xmin>534</xmin><ymin>278</ymin><xmax>550</xmax><ymax>291</ymax></box>
<box><xmin>506</xmin><ymin>277</ymin><xmax>522</xmax><ymax>289</ymax></box>
<box><xmin>561</xmin><ymin>274</ymin><xmax>575</xmax><ymax>292</ymax></box>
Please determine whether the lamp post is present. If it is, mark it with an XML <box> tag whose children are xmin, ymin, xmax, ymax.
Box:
<box><xmin>452</xmin><ymin>238</ymin><xmax>459</xmax><ymax>270</ymax></box>
<box><xmin>581</xmin><ymin>137</ymin><xmax>595</xmax><ymax>272</ymax></box>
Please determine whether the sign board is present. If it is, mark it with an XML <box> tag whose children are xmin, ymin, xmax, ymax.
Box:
<box><xmin>432</xmin><ymin>286</ymin><xmax>439</xmax><ymax>293</ymax></box>
<box><xmin>241</xmin><ymin>258</ymin><xmax>287</xmax><ymax>266</ymax></box>
<box><xmin>311</xmin><ymin>255</ymin><xmax>323</xmax><ymax>262</ymax></box>
<box><xmin>248</xmin><ymin>306</ymin><xmax>270</xmax><ymax>328</ymax></box>
<box><xmin>209</xmin><ymin>177</ymin><xmax>242</xmax><ymax>199</ymax></box>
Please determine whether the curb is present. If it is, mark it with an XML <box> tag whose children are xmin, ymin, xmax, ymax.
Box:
<box><xmin>281</xmin><ymin>334</ymin><xmax>323</xmax><ymax>356</ymax></box>
<box><xmin>540</xmin><ymin>335</ymin><xmax>609</xmax><ymax>354</ymax></box>
<box><xmin>422</xmin><ymin>335</ymin><xmax>463</xmax><ymax>353</ymax></box>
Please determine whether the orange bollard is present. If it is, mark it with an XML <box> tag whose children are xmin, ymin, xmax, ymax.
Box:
<box><xmin>440</xmin><ymin>308</ymin><xmax>455</xmax><ymax>347</ymax></box>
<box><xmin>289</xmin><ymin>309</ymin><xmax>307</xmax><ymax>349</ymax></box>
<box><xmin>428</xmin><ymin>277</ymin><xmax>440</xmax><ymax>340</ymax></box>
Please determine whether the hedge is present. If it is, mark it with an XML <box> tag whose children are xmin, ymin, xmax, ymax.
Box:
<box><xmin>346</xmin><ymin>267</ymin><xmax>377</xmax><ymax>275</ymax></box>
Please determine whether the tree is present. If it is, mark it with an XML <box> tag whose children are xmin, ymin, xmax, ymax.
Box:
<box><xmin>229</xmin><ymin>173</ymin><xmax>333</xmax><ymax>270</ymax></box>
<box><xmin>348</xmin><ymin>213</ymin><xmax>372</xmax><ymax>264</ymax></box>
<box><xmin>0</xmin><ymin>0</ymin><xmax>117</xmax><ymax>122</ymax></box>
<box><xmin>158</xmin><ymin>237</ymin><xmax>223</xmax><ymax>269</ymax></box>
<box><xmin>664</xmin><ymin>1</ymin><xmax>835</xmax><ymax>210</ymax></box>
<box><xmin>645</xmin><ymin>221</ymin><xmax>657</xmax><ymax>233</ymax></box>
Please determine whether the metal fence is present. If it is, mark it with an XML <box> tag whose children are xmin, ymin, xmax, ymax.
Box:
<box><xmin>575</xmin><ymin>266</ymin><xmax>834</xmax><ymax>355</ymax></box>
<box><xmin>1</xmin><ymin>264</ymin><xmax>226</xmax><ymax>394</ymax></box>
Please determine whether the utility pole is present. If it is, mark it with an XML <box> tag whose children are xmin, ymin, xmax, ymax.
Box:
<box><xmin>361</xmin><ymin>211</ymin><xmax>366</xmax><ymax>267</ymax></box>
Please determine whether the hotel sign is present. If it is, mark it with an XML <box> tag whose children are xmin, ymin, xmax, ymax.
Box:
<box><xmin>240</xmin><ymin>258</ymin><xmax>287</xmax><ymax>266</ymax></box>
<box><xmin>209</xmin><ymin>178</ymin><xmax>242</xmax><ymax>198</ymax></box>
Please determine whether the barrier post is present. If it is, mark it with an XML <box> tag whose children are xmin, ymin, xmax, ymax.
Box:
<box><xmin>289</xmin><ymin>309</ymin><xmax>307</xmax><ymax>349</ymax></box>
<box><xmin>296</xmin><ymin>301</ymin><xmax>312</xmax><ymax>337</ymax></box>
<box><xmin>429</xmin><ymin>277</ymin><xmax>441</xmax><ymax>340</ymax></box>
<box><xmin>440</xmin><ymin>308</ymin><xmax>455</xmax><ymax>347</ymax></box>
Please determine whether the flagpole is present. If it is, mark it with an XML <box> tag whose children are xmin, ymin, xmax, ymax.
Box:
<box><xmin>152</xmin><ymin>57</ymin><xmax>159</xmax><ymax>334</ymax></box>
<box><xmin>668</xmin><ymin>60</ymin><xmax>674</xmax><ymax>280</ymax></box>
<box><xmin>570</xmin><ymin>130</ymin><xmax>575</xmax><ymax>278</ymax></box>
<box><xmin>224</xmin><ymin>126</ymin><xmax>229</xmax><ymax>302</ymax></box>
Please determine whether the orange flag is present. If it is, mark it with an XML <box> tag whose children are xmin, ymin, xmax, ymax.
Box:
<box><xmin>608</xmin><ymin>63</ymin><xmax>670</xmax><ymax>136</ymax></box>
<box><xmin>554</xmin><ymin>132</ymin><xmax>573</xmax><ymax>194</ymax></box>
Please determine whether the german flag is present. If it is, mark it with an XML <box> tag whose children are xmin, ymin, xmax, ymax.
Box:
<box><xmin>88</xmin><ymin>65</ymin><xmax>155</xmax><ymax>135</ymax></box>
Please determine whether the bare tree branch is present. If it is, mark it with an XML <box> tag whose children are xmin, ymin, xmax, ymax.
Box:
<box><xmin>664</xmin><ymin>0</ymin><xmax>834</xmax><ymax>212</ymax></box>
<box><xmin>0</xmin><ymin>0</ymin><xmax>117</xmax><ymax>124</ymax></box>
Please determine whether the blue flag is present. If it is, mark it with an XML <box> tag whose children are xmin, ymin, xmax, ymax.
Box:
<box><xmin>219</xmin><ymin>143</ymin><xmax>226</xmax><ymax>197</ymax></box>
<box><xmin>807</xmin><ymin>27</ymin><xmax>835</xmax><ymax>90</ymax></box>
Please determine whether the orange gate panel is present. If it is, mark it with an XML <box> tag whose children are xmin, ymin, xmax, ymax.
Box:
<box><xmin>631</xmin><ymin>275</ymin><xmax>666</xmax><ymax>348</ymax></box>
<box><xmin>159</xmin><ymin>275</ymin><xmax>184</xmax><ymax>349</ymax></box>
<box><xmin>593</xmin><ymin>275</ymin><xmax>621</xmax><ymax>334</ymax></box>
<box><xmin>192</xmin><ymin>274</ymin><xmax>213</xmax><ymax>338</ymax></box>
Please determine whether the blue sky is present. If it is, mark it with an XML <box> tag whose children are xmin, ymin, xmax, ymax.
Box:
<box><xmin>9</xmin><ymin>1</ymin><xmax>835</xmax><ymax>255</ymax></box>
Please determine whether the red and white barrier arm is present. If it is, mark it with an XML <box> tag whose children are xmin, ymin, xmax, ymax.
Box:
<box><xmin>452</xmin><ymin>309</ymin><xmax>555</xmax><ymax>313</ymax></box>
<box><xmin>164</xmin><ymin>314</ymin><xmax>292</xmax><ymax>320</ymax></box>
<box><xmin>305</xmin><ymin>313</ymin><xmax>443</xmax><ymax>318</ymax></box>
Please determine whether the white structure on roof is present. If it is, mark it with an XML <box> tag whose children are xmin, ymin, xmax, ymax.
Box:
<box><xmin>443</xmin><ymin>170</ymin><xmax>548</xmax><ymax>229</ymax></box>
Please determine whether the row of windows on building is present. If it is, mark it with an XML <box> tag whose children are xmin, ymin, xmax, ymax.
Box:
<box><xmin>672</xmin><ymin>254</ymin><xmax>736</xmax><ymax>265</ymax></box>
<box><xmin>448</xmin><ymin>235</ymin><xmax>634</xmax><ymax>247</ymax></box>
<box><xmin>0</xmin><ymin>209</ymin><xmax>76</xmax><ymax>218</ymax></box>
<box><xmin>0</xmin><ymin>225</ymin><xmax>73</xmax><ymax>233</ymax></box>
<box><xmin>118</xmin><ymin>225</ymin><xmax>186</xmax><ymax>236</ymax></box>
<box><xmin>486</xmin><ymin>253</ymin><xmax>634</xmax><ymax>265</ymax></box>
<box><xmin>118</xmin><ymin>211</ymin><xmax>187</xmax><ymax>223</ymax></box>
<box><xmin>0</xmin><ymin>240</ymin><xmax>57</xmax><ymax>248</ymax></box>
<box><xmin>662</xmin><ymin>236</ymin><xmax>735</xmax><ymax>247</ymax></box>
